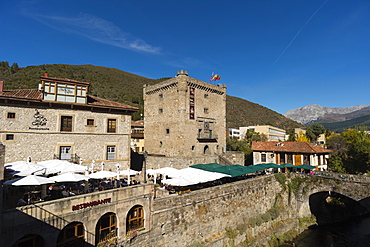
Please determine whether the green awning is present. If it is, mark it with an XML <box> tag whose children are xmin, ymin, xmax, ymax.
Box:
<box><xmin>190</xmin><ymin>163</ymin><xmax>257</xmax><ymax>177</ymax></box>
<box><xmin>298</xmin><ymin>164</ymin><xmax>316</xmax><ymax>170</ymax></box>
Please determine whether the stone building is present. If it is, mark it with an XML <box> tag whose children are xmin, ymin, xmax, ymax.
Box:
<box><xmin>0</xmin><ymin>74</ymin><xmax>138</xmax><ymax>170</ymax></box>
<box><xmin>251</xmin><ymin>141</ymin><xmax>331</xmax><ymax>170</ymax></box>
<box><xmin>143</xmin><ymin>70</ymin><xmax>227</xmax><ymax>167</ymax></box>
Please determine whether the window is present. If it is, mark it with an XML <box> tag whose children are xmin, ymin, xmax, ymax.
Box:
<box><xmin>87</xmin><ymin>119</ymin><xmax>94</xmax><ymax>126</ymax></box>
<box><xmin>61</xmin><ymin>116</ymin><xmax>73</xmax><ymax>131</ymax></box>
<box><xmin>57</xmin><ymin>222</ymin><xmax>85</xmax><ymax>247</ymax></box>
<box><xmin>159</xmin><ymin>93</ymin><xmax>163</xmax><ymax>99</ymax></box>
<box><xmin>60</xmin><ymin>146</ymin><xmax>71</xmax><ymax>160</ymax></box>
<box><xmin>127</xmin><ymin>206</ymin><xmax>144</xmax><ymax>231</ymax></box>
<box><xmin>204</xmin><ymin>108</ymin><xmax>209</xmax><ymax>114</ymax></box>
<box><xmin>204</xmin><ymin>94</ymin><xmax>209</xmax><ymax>98</ymax></box>
<box><xmin>107</xmin><ymin>146</ymin><xmax>116</xmax><ymax>160</ymax></box>
<box><xmin>7</xmin><ymin>112</ymin><xmax>15</xmax><ymax>119</ymax></box>
<box><xmin>6</xmin><ymin>134</ymin><xmax>14</xmax><ymax>141</ymax></box>
<box><xmin>166</xmin><ymin>129</ymin><xmax>170</xmax><ymax>135</ymax></box>
<box><xmin>159</xmin><ymin>108</ymin><xmax>163</xmax><ymax>114</ymax></box>
<box><xmin>107</xmin><ymin>119</ymin><xmax>116</xmax><ymax>133</ymax></box>
<box><xmin>95</xmin><ymin>213</ymin><xmax>117</xmax><ymax>246</ymax></box>
<box><xmin>261</xmin><ymin>153</ymin><xmax>267</xmax><ymax>163</ymax></box>
<box><xmin>159</xmin><ymin>141</ymin><xmax>163</xmax><ymax>147</ymax></box>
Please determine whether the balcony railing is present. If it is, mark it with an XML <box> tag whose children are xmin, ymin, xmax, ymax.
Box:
<box><xmin>53</xmin><ymin>153</ymin><xmax>81</xmax><ymax>164</ymax></box>
<box><xmin>131</xmin><ymin>133</ymin><xmax>144</xmax><ymax>139</ymax></box>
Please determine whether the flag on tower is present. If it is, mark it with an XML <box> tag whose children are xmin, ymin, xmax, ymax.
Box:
<box><xmin>210</xmin><ymin>73</ymin><xmax>221</xmax><ymax>82</ymax></box>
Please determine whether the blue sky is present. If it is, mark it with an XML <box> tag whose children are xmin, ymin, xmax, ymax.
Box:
<box><xmin>1</xmin><ymin>0</ymin><xmax>369</xmax><ymax>114</ymax></box>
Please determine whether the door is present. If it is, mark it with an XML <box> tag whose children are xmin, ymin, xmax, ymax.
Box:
<box><xmin>60</xmin><ymin>146</ymin><xmax>71</xmax><ymax>160</ymax></box>
<box><xmin>294</xmin><ymin>155</ymin><xmax>302</xmax><ymax>166</ymax></box>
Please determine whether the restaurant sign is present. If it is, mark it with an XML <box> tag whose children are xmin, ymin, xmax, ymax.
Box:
<box><xmin>29</xmin><ymin>109</ymin><xmax>49</xmax><ymax>130</ymax></box>
<box><xmin>72</xmin><ymin>198</ymin><xmax>111</xmax><ymax>211</ymax></box>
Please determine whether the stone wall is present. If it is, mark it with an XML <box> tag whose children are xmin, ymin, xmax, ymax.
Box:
<box><xmin>126</xmin><ymin>173</ymin><xmax>370</xmax><ymax>247</ymax></box>
<box><xmin>126</xmin><ymin>175</ymin><xmax>311</xmax><ymax>246</ymax></box>
<box><xmin>3</xmin><ymin>173</ymin><xmax>370</xmax><ymax>246</ymax></box>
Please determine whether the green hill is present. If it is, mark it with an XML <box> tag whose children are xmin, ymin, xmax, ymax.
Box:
<box><xmin>322</xmin><ymin>114</ymin><xmax>370</xmax><ymax>133</ymax></box>
<box><xmin>0</xmin><ymin>62</ymin><xmax>301</xmax><ymax>130</ymax></box>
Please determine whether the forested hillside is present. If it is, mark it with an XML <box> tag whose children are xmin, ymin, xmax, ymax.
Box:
<box><xmin>0</xmin><ymin>62</ymin><xmax>301</xmax><ymax>130</ymax></box>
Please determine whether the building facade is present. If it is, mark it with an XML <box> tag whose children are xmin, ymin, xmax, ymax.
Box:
<box><xmin>130</xmin><ymin>120</ymin><xmax>144</xmax><ymax>153</ymax></box>
<box><xmin>143</xmin><ymin>70</ymin><xmax>227</xmax><ymax>158</ymax></box>
<box><xmin>0</xmin><ymin>74</ymin><xmax>138</xmax><ymax>170</ymax></box>
<box><xmin>239</xmin><ymin>125</ymin><xmax>287</xmax><ymax>141</ymax></box>
<box><xmin>251</xmin><ymin>141</ymin><xmax>331</xmax><ymax>170</ymax></box>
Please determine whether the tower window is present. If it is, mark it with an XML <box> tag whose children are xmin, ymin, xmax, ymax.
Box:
<box><xmin>7</xmin><ymin>112</ymin><xmax>15</xmax><ymax>119</ymax></box>
<box><xmin>6</xmin><ymin>134</ymin><xmax>14</xmax><ymax>140</ymax></box>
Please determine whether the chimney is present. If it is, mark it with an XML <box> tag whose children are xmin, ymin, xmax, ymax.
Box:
<box><xmin>44</xmin><ymin>72</ymin><xmax>49</xmax><ymax>77</ymax></box>
<box><xmin>0</xmin><ymin>81</ymin><xmax>3</xmax><ymax>93</ymax></box>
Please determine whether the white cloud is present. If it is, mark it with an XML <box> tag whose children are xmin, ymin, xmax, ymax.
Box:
<box><xmin>25</xmin><ymin>12</ymin><xmax>161</xmax><ymax>54</ymax></box>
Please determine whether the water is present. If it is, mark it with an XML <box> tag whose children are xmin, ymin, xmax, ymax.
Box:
<box><xmin>281</xmin><ymin>216</ymin><xmax>370</xmax><ymax>247</ymax></box>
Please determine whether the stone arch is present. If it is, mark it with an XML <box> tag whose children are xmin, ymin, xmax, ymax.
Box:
<box><xmin>12</xmin><ymin>234</ymin><xmax>44</xmax><ymax>247</ymax></box>
<box><xmin>126</xmin><ymin>204</ymin><xmax>145</xmax><ymax>232</ymax></box>
<box><xmin>95</xmin><ymin>212</ymin><xmax>118</xmax><ymax>246</ymax></box>
<box><xmin>309</xmin><ymin>191</ymin><xmax>368</xmax><ymax>225</ymax></box>
<box><xmin>203</xmin><ymin>145</ymin><xmax>210</xmax><ymax>155</ymax></box>
<box><xmin>57</xmin><ymin>221</ymin><xmax>85</xmax><ymax>247</ymax></box>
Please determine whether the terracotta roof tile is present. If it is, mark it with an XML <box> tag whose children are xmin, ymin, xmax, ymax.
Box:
<box><xmin>0</xmin><ymin>89</ymin><xmax>42</xmax><ymax>100</ymax></box>
<box><xmin>252</xmin><ymin>141</ymin><xmax>331</xmax><ymax>154</ymax></box>
<box><xmin>87</xmin><ymin>95</ymin><xmax>138</xmax><ymax>110</ymax></box>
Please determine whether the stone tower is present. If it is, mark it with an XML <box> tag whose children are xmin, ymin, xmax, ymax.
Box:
<box><xmin>143</xmin><ymin>70</ymin><xmax>226</xmax><ymax>158</ymax></box>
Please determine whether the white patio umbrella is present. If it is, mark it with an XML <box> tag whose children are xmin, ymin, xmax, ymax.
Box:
<box><xmin>50</xmin><ymin>173</ymin><xmax>89</xmax><ymax>183</ymax></box>
<box><xmin>88</xmin><ymin>170</ymin><xmax>118</xmax><ymax>179</ymax></box>
<box><xmin>5</xmin><ymin>161</ymin><xmax>46</xmax><ymax>176</ymax></box>
<box><xmin>152</xmin><ymin>167</ymin><xmax>181</xmax><ymax>178</ymax></box>
<box><xmin>118</xmin><ymin>169</ymin><xmax>140</xmax><ymax>176</ymax></box>
<box><xmin>161</xmin><ymin>177</ymin><xmax>194</xmax><ymax>186</ymax></box>
<box><xmin>4</xmin><ymin>175</ymin><xmax>55</xmax><ymax>186</ymax></box>
<box><xmin>38</xmin><ymin>160</ymin><xmax>86</xmax><ymax>174</ymax></box>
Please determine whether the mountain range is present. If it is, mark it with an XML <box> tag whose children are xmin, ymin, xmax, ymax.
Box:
<box><xmin>284</xmin><ymin>104</ymin><xmax>370</xmax><ymax>132</ymax></box>
<box><xmin>0</xmin><ymin>62</ymin><xmax>301</xmax><ymax>130</ymax></box>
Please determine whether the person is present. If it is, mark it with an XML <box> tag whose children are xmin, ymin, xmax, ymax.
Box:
<box><xmin>61</xmin><ymin>189</ymin><xmax>69</xmax><ymax>197</ymax></box>
<box><xmin>17</xmin><ymin>197</ymin><xmax>27</xmax><ymax>206</ymax></box>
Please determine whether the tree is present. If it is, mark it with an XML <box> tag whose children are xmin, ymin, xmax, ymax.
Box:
<box><xmin>297</xmin><ymin>131</ymin><xmax>310</xmax><ymax>142</ymax></box>
<box><xmin>226</xmin><ymin>137</ymin><xmax>253</xmax><ymax>164</ymax></box>
<box><xmin>286</xmin><ymin>128</ymin><xmax>296</xmax><ymax>142</ymax></box>
<box><xmin>244</xmin><ymin>129</ymin><xmax>262</xmax><ymax>144</ymax></box>
<box><xmin>326</xmin><ymin>129</ymin><xmax>370</xmax><ymax>174</ymax></box>
<box><xmin>306</xmin><ymin>123</ymin><xmax>325</xmax><ymax>142</ymax></box>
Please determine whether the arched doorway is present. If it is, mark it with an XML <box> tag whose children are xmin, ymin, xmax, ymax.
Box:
<box><xmin>203</xmin><ymin>145</ymin><xmax>210</xmax><ymax>155</ymax></box>
<box><xmin>95</xmin><ymin>212</ymin><xmax>118</xmax><ymax>246</ymax></box>
<box><xmin>12</xmin><ymin>234</ymin><xmax>44</xmax><ymax>247</ymax></box>
<box><xmin>57</xmin><ymin>222</ymin><xmax>85</xmax><ymax>247</ymax></box>
<box><xmin>126</xmin><ymin>205</ymin><xmax>145</xmax><ymax>232</ymax></box>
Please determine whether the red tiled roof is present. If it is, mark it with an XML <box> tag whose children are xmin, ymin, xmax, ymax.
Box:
<box><xmin>88</xmin><ymin>95</ymin><xmax>138</xmax><ymax>110</ymax></box>
<box><xmin>0</xmin><ymin>89</ymin><xmax>138</xmax><ymax>111</ymax></box>
<box><xmin>252</xmin><ymin>141</ymin><xmax>332</xmax><ymax>154</ymax></box>
<box><xmin>0</xmin><ymin>89</ymin><xmax>42</xmax><ymax>100</ymax></box>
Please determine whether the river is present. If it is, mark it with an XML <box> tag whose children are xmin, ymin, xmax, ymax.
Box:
<box><xmin>281</xmin><ymin>215</ymin><xmax>370</xmax><ymax>247</ymax></box>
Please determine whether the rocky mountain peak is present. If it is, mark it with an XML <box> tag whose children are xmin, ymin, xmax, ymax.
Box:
<box><xmin>284</xmin><ymin>104</ymin><xmax>370</xmax><ymax>125</ymax></box>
